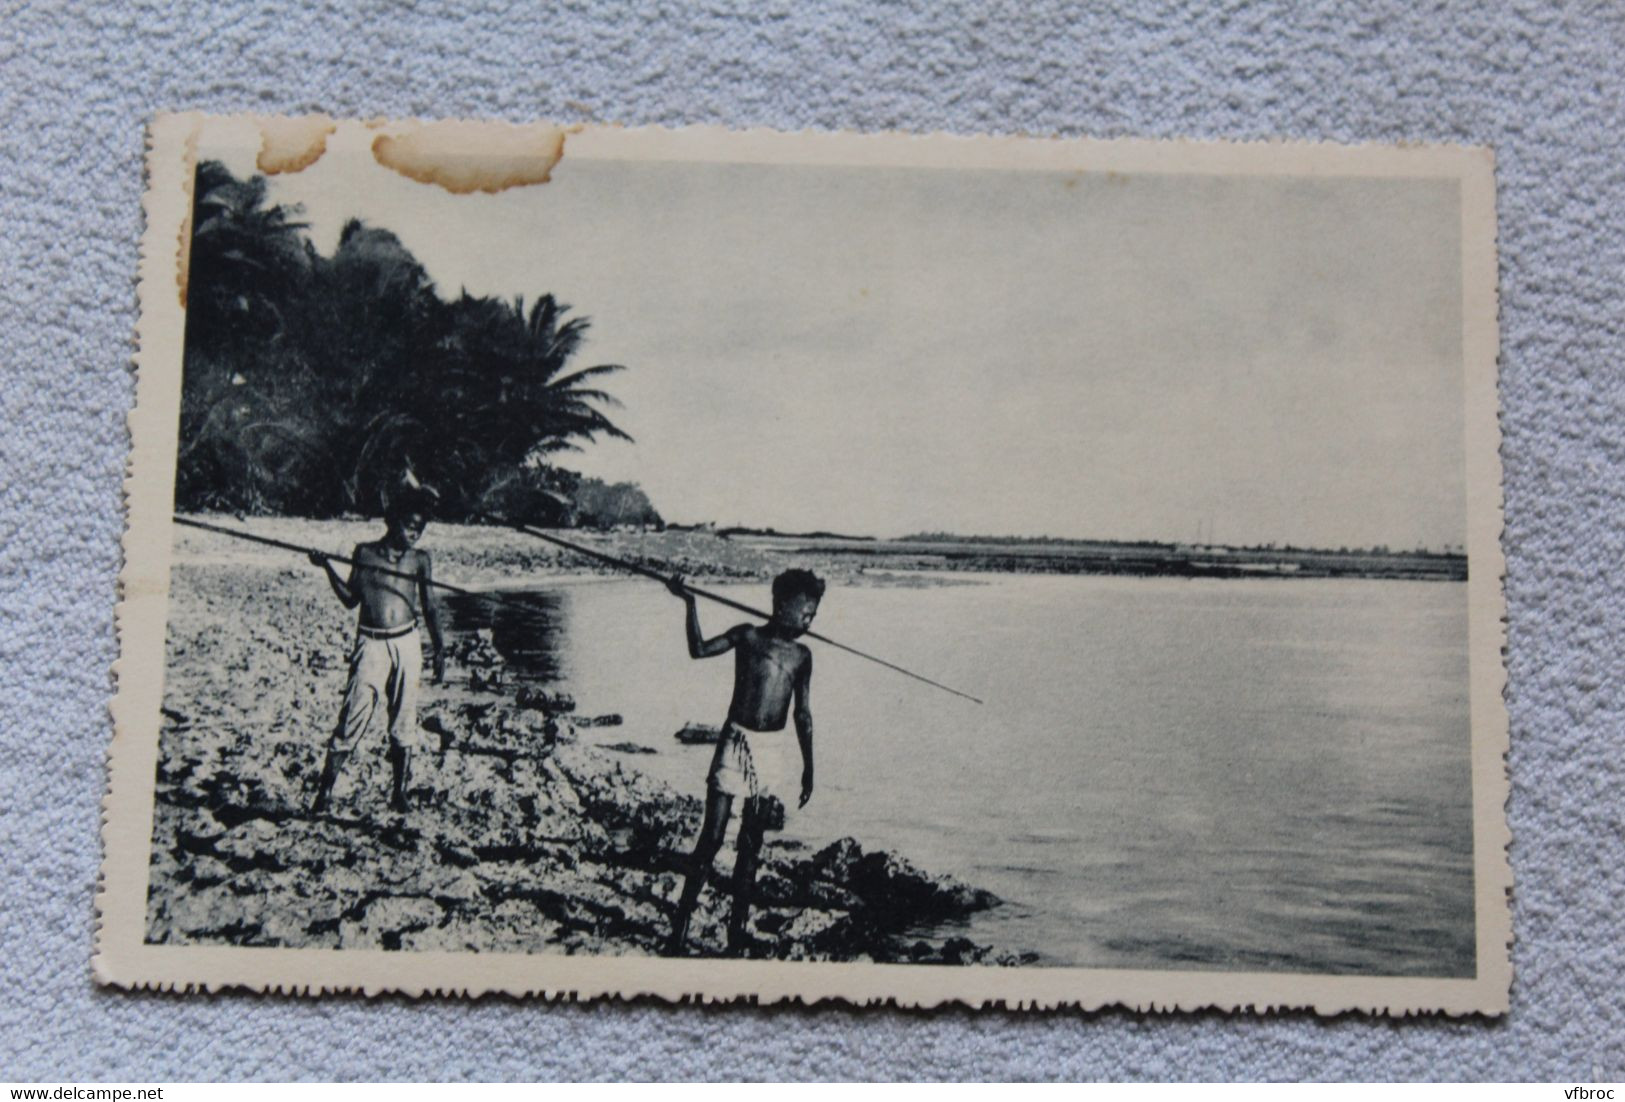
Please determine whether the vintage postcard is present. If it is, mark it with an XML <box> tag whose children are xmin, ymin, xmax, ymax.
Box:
<box><xmin>99</xmin><ymin>114</ymin><xmax>1509</xmax><ymax>1014</ymax></box>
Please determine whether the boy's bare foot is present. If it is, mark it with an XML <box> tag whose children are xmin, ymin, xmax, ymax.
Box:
<box><xmin>309</xmin><ymin>749</ymin><xmax>347</xmax><ymax>817</ymax></box>
<box><xmin>387</xmin><ymin>746</ymin><xmax>412</xmax><ymax>812</ymax></box>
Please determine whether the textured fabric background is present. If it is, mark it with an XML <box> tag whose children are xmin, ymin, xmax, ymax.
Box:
<box><xmin>2</xmin><ymin>0</ymin><xmax>1621</xmax><ymax>1082</ymax></box>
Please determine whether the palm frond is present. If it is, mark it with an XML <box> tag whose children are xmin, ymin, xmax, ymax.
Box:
<box><xmin>542</xmin><ymin>362</ymin><xmax>626</xmax><ymax>391</ymax></box>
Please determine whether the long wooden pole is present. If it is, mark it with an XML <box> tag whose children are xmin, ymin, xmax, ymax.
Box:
<box><xmin>514</xmin><ymin>524</ymin><xmax>984</xmax><ymax>705</ymax></box>
<box><xmin>173</xmin><ymin>515</ymin><xmax>538</xmax><ymax>613</ymax></box>
<box><xmin>172</xmin><ymin>515</ymin><xmax>984</xmax><ymax>705</ymax></box>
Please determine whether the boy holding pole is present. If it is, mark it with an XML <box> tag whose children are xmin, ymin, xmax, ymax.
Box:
<box><xmin>663</xmin><ymin>568</ymin><xmax>824</xmax><ymax>956</ymax></box>
<box><xmin>307</xmin><ymin>489</ymin><xmax>445</xmax><ymax>816</ymax></box>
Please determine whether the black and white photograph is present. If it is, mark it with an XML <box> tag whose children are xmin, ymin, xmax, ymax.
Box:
<box><xmin>99</xmin><ymin>115</ymin><xmax>1508</xmax><ymax>1012</ymax></box>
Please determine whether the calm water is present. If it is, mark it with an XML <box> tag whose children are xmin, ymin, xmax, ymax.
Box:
<box><xmin>445</xmin><ymin>573</ymin><xmax>1475</xmax><ymax>976</ymax></box>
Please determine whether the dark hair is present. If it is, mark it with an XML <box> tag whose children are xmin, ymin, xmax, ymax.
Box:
<box><xmin>771</xmin><ymin>568</ymin><xmax>826</xmax><ymax>606</ymax></box>
<box><xmin>384</xmin><ymin>487</ymin><xmax>436</xmax><ymax>528</ymax></box>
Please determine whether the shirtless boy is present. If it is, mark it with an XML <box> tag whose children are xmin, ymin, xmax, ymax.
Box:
<box><xmin>307</xmin><ymin>490</ymin><xmax>445</xmax><ymax>816</ymax></box>
<box><xmin>664</xmin><ymin>568</ymin><xmax>824</xmax><ymax>956</ymax></box>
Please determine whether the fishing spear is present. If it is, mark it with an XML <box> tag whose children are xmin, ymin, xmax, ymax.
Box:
<box><xmin>172</xmin><ymin>515</ymin><xmax>543</xmax><ymax>615</ymax></box>
<box><xmin>512</xmin><ymin>524</ymin><xmax>984</xmax><ymax>705</ymax></box>
<box><xmin>171</xmin><ymin>515</ymin><xmax>984</xmax><ymax>704</ymax></box>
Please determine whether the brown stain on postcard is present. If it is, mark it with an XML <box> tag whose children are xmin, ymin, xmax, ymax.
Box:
<box><xmin>176</xmin><ymin>122</ymin><xmax>201</xmax><ymax>308</ymax></box>
<box><xmin>371</xmin><ymin>120</ymin><xmax>569</xmax><ymax>194</ymax></box>
<box><xmin>256</xmin><ymin>116</ymin><xmax>336</xmax><ymax>175</ymax></box>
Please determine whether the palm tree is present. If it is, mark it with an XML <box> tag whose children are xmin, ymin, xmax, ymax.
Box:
<box><xmin>177</xmin><ymin>162</ymin><xmax>317</xmax><ymax>512</ymax></box>
<box><xmin>185</xmin><ymin>163</ymin><xmax>310</xmax><ymax>346</ymax></box>
<box><xmin>501</xmin><ymin>293</ymin><xmax>632</xmax><ymax>457</ymax></box>
<box><xmin>173</xmin><ymin>162</ymin><xmax>640</xmax><ymax>522</ymax></box>
<box><xmin>467</xmin><ymin>293</ymin><xmax>633</xmax><ymax>519</ymax></box>
<box><xmin>348</xmin><ymin>291</ymin><xmax>632</xmax><ymax>520</ymax></box>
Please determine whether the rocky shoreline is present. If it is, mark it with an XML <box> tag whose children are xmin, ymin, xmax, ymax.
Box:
<box><xmin>145</xmin><ymin>555</ymin><xmax>1033</xmax><ymax>965</ymax></box>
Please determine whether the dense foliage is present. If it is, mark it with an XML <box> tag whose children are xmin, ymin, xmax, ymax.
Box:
<box><xmin>177</xmin><ymin>160</ymin><xmax>657</xmax><ymax>528</ymax></box>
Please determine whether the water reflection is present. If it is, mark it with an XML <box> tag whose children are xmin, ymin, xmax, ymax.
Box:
<box><xmin>441</xmin><ymin>589</ymin><xmax>570</xmax><ymax>684</ymax></box>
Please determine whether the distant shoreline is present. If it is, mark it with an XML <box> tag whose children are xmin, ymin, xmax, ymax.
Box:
<box><xmin>723</xmin><ymin>533</ymin><xmax>1468</xmax><ymax>583</ymax></box>
<box><xmin>174</xmin><ymin>514</ymin><xmax>1467</xmax><ymax>585</ymax></box>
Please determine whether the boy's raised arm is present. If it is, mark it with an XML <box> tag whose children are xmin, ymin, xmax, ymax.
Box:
<box><xmin>418</xmin><ymin>552</ymin><xmax>445</xmax><ymax>684</ymax></box>
<box><xmin>667</xmin><ymin>575</ymin><xmax>736</xmax><ymax>658</ymax></box>
<box><xmin>310</xmin><ymin>545</ymin><xmax>361</xmax><ymax>609</ymax></box>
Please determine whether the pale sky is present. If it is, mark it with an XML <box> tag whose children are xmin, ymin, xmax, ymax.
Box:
<box><xmin>244</xmin><ymin>145</ymin><xmax>1465</xmax><ymax>549</ymax></box>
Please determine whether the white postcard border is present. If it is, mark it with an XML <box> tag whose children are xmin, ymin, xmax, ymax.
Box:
<box><xmin>97</xmin><ymin>114</ymin><xmax>1511</xmax><ymax>1015</ymax></box>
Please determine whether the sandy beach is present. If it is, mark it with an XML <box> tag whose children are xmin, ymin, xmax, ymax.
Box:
<box><xmin>144</xmin><ymin>518</ymin><xmax>1027</xmax><ymax>964</ymax></box>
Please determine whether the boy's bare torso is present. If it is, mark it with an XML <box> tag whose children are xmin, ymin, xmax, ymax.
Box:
<box><xmin>727</xmin><ymin>625</ymin><xmax>811</xmax><ymax>732</ymax></box>
<box><xmin>352</xmin><ymin>542</ymin><xmax>428</xmax><ymax>630</ymax></box>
